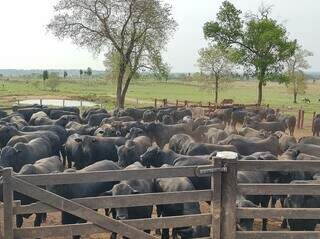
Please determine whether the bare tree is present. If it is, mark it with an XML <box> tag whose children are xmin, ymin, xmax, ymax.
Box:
<box><xmin>197</xmin><ymin>45</ymin><xmax>233</xmax><ymax>103</ymax></box>
<box><xmin>286</xmin><ymin>46</ymin><xmax>313</xmax><ymax>103</ymax></box>
<box><xmin>48</xmin><ymin>0</ymin><xmax>177</xmax><ymax>108</ymax></box>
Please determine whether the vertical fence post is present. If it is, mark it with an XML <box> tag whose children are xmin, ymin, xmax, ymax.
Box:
<box><xmin>219</xmin><ymin>152</ymin><xmax>238</xmax><ymax>239</ymax></box>
<box><xmin>301</xmin><ymin>110</ymin><xmax>305</xmax><ymax>129</ymax></box>
<box><xmin>212</xmin><ymin>157</ymin><xmax>222</xmax><ymax>239</ymax></box>
<box><xmin>40</xmin><ymin>99</ymin><xmax>43</xmax><ymax>106</ymax></box>
<box><xmin>313</xmin><ymin>112</ymin><xmax>316</xmax><ymax>130</ymax></box>
<box><xmin>62</xmin><ymin>99</ymin><xmax>65</xmax><ymax>107</ymax></box>
<box><xmin>297</xmin><ymin>110</ymin><xmax>301</xmax><ymax>129</ymax></box>
<box><xmin>3</xmin><ymin>168</ymin><xmax>14</xmax><ymax>239</ymax></box>
<box><xmin>154</xmin><ymin>99</ymin><xmax>157</xmax><ymax>109</ymax></box>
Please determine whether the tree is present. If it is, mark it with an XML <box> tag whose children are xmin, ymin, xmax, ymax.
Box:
<box><xmin>48</xmin><ymin>0</ymin><xmax>177</xmax><ymax>109</ymax></box>
<box><xmin>197</xmin><ymin>45</ymin><xmax>233</xmax><ymax>103</ymax></box>
<box><xmin>285</xmin><ymin>46</ymin><xmax>313</xmax><ymax>103</ymax></box>
<box><xmin>46</xmin><ymin>73</ymin><xmax>61</xmax><ymax>91</ymax></box>
<box><xmin>86</xmin><ymin>67</ymin><xmax>93</xmax><ymax>77</ymax></box>
<box><xmin>63</xmin><ymin>71</ymin><xmax>68</xmax><ymax>79</ymax></box>
<box><xmin>43</xmin><ymin>70</ymin><xmax>49</xmax><ymax>82</ymax></box>
<box><xmin>80</xmin><ymin>69</ymin><xmax>83</xmax><ymax>79</ymax></box>
<box><xmin>203</xmin><ymin>1</ymin><xmax>296</xmax><ymax>105</ymax></box>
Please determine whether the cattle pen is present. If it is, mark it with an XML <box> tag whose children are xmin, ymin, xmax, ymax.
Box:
<box><xmin>2</xmin><ymin>156</ymin><xmax>320</xmax><ymax>239</ymax></box>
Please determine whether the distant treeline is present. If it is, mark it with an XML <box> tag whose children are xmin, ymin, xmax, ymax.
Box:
<box><xmin>0</xmin><ymin>69</ymin><xmax>319</xmax><ymax>81</ymax></box>
<box><xmin>0</xmin><ymin>69</ymin><xmax>105</xmax><ymax>77</ymax></box>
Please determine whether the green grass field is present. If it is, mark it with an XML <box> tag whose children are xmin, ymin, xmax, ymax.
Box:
<box><xmin>0</xmin><ymin>78</ymin><xmax>319</xmax><ymax>121</ymax></box>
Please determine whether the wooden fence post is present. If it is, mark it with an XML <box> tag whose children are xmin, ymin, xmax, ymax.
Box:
<box><xmin>3</xmin><ymin>168</ymin><xmax>14</xmax><ymax>239</ymax></box>
<box><xmin>297</xmin><ymin>110</ymin><xmax>301</xmax><ymax>129</ymax></box>
<box><xmin>40</xmin><ymin>99</ymin><xmax>43</xmax><ymax>106</ymax></box>
<box><xmin>301</xmin><ymin>110</ymin><xmax>305</xmax><ymax>129</ymax></box>
<box><xmin>154</xmin><ymin>99</ymin><xmax>157</xmax><ymax>108</ymax></box>
<box><xmin>219</xmin><ymin>152</ymin><xmax>238</xmax><ymax>239</ymax></box>
<box><xmin>212</xmin><ymin>157</ymin><xmax>222</xmax><ymax>239</ymax></box>
<box><xmin>312</xmin><ymin>112</ymin><xmax>316</xmax><ymax>129</ymax></box>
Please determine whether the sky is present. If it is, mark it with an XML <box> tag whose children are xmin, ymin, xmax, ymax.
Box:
<box><xmin>0</xmin><ymin>0</ymin><xmax>319</xmax><ymax>72</ymax></box>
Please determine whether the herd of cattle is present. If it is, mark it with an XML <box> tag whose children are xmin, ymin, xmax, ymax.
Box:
<box><xmin>1</xmin><ymin>104</ymin><xmax>320</xmax><ymax>238</ymax></box>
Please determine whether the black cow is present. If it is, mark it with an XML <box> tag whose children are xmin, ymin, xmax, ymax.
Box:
<box><xmin>0</xmin><ymin>138</ymin><xmax>52</xmax><ymax>172</ymax></box>
<box><xmin>145</xmin><ymin>122</ymin><xmax>191</xmax><ymax>148</ymax></box>
<box><xmin>87</xmin><ymin>113</ymin><xmax>110</xmax><ymax>127</ymax></box>
<box><xmin>49</xmin><ymin>110</ymin><xmax>78</xmax><ymax>120</ymax></box>
<box><xmin>21</xmin><ymin>125</ymin><xmax>68</xmax><ymax>144</ymax></box>
<box><xmin>0</xmin><ymin>109</ymin><xmax>8</xmax><ymax>119</ymax></box>
<box><xmin>50</xmin><ymin>160</ymin><xmax>120</xmax><ymax>239</ymax></box>
<box><xmin>142</xmin><ymin>110</ymin><xmax>156</xmax><ymax>122</ymax></box>
<box><xmin>117</xmin><ymin>136</ymin><xmax>152</xmax><ymax>168</ymax></box>
<box><xmin>118</xmin><ymin>108</ymin><xmax>145</xmax><ymax>120</ymax></box>
<box><xmin>102</xmin><ymin>162</ymin><xmax>154</xmax><ymax>239</ymax></box>
<box><xmin>0</xmin><ymin>156</ymin><xmax>63</xmax><ymax>228</ymax></box>
<box><xmin>1</xmin><ymin>113</ymin><xmax>28</xmax><ymax>129</ymax></box>
<box><xmin>170</xmin><ymin>109</ymin><xmax>192</xmax><ymax>123</ymax></box>
<box><xmin>284</xmin><ymin>180</ymin><xmax>320</xmax><ymax>231</ymax></box>
<box><xmin>244</xmin><ymin>117</ymin><xmax>285</xmax><ymax>133</ymax></box>
<box><xmin>66</xmin><ymin>121</ymin><xmax>97</xmax><ymax>136</ymax></box>
<box><xmin>65</xmin><ymin>135</ymin><xmax>123</xmax><ymax>169</ymax></box>
<box><xmin>219</xmin><ymin>135</ymin><xmax>279</xmax><ymax>156</ymax></box>
<box><xmin>155</xmin><ymin>165</ymin><xmax>203</xmax><ymax>239</ymax></box>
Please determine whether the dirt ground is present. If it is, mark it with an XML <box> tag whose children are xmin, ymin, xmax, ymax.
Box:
<box><xmin>0</xmin><ymin>127</ymin><xmax>315</xmax><ymax>238</ymax></box>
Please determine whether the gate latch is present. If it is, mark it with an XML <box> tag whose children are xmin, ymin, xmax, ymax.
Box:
<box><xmin>195</xmin><ymin>165</ymin><xmax>228</xmax><ymax>177</ymax></box>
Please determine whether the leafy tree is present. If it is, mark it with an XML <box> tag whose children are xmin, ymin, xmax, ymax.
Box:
<box><xmin>197</xmin><ymin>45</ymin><xmax>233</xmax><ymax>103</ymax></box>
<box><xmin>80</xmin><ymin>69</ymin><xmax>83</xmax><ymax>79</ymax></box>
<box><xmin>63</xmin><ymin>71</ymin><xmax>68</xmax><ymax>79</ymax></box>
<box><xmin>43</xmin><ymin>70</ymin><xmax>49</xmax><ymax>82</ymax></box>
<box><xmin>285</xmin><ymin>46</ymin><xmax>313</xmax><ymax>103</ymax></box>
<box><xmin>48</xmin><ymin>0</ymin><xmax>177</xmax><ymax>109</ymax></box>
<box><xmin>87</xmin><ymin>67</ymin><xmax>93</xmax><ymax>77</ymax></box>
<box><xmin>46</xmin><ymin>73</ymin><xmax>60</xmax><ymax>91</ymax></box>
<box><xmin>203</xmin><ymin>1</ymin><xmax>297</xmax><ymax>105</ymax></box>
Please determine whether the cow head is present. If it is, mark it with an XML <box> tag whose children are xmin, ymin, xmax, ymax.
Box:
<box><xmin>140</xmin><ymin>145</ymin><xmax>161</xmax><ymax>168</ymax></box>
<box><xmin>102</xmin><ymin>183</ymin><xmax>139</xmax><ymax>220</ymax></box>
<box><xmin>125</xmin><ymin>127</ymin><xmax>145</xmax><ymax>140</ymax></box>
<box><xmin>0</xmin><ymin>146</ymin><xmax>22</xmax><ymax>172</ymax></box>
<box><xmin>117</xmin><ymin>141</ymin><xmax>137</xmax><ymax>168</ymax></box>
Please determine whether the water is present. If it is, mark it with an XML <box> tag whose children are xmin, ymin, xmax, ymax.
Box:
<box><xmin>18</xmin><ymin>99</ymin><xmax>99</xmax><ymax>107</ymax></box>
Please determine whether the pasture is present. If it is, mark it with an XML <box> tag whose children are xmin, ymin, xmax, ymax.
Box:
<box><xmin>1</xmin><ymin>78</ymin><xmax>320</xmax><ymax>118</ymax></box>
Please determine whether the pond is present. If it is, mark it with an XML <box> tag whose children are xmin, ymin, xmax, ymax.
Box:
<box><xmin>18</xmin><ymin>99</ymin><xmax>99</xmax><ymax>107</ymax></box>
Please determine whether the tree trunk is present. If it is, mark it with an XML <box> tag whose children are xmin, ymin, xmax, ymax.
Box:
<box><xmin>293</xmin><ymin>91</ymin><xmax>297</xmax><ymax>104</ymax></box>
<box><xmin>215</xmin><ymin>76</ymin><xmax>219</xmax><ymax>104</ymax></box>
<box><xmin>116</xmin><ymin>63</ymin><xmax>126</xmax><ymax>109</ymax></box>
<box><xmin>257</xmin><ymin>80</ymin><xmax>263</xmax><ymax>106</ymax></box>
